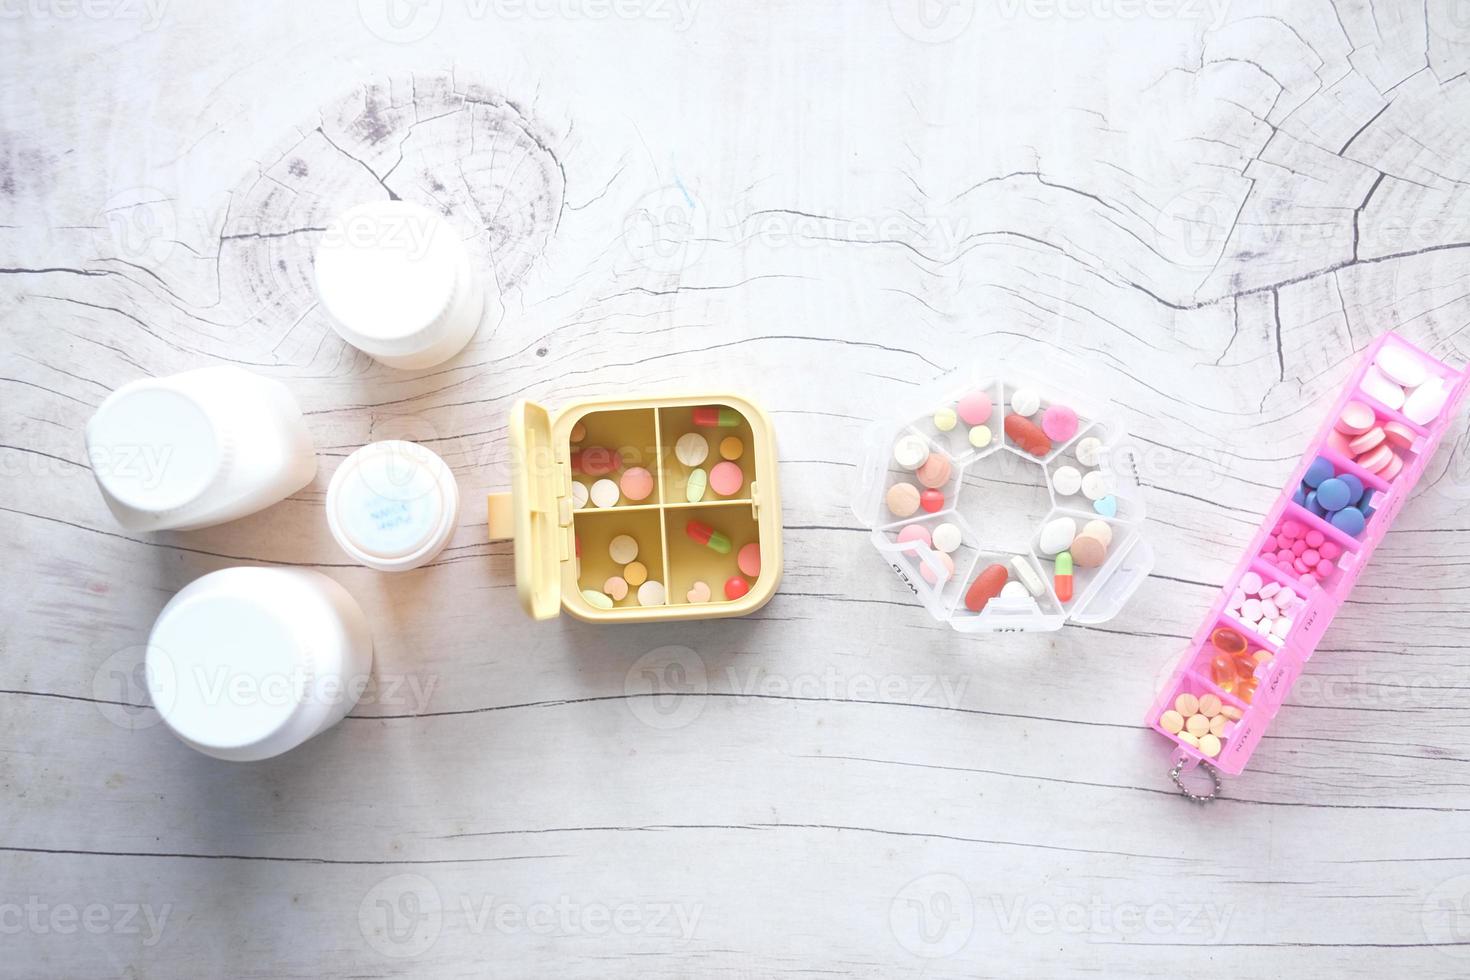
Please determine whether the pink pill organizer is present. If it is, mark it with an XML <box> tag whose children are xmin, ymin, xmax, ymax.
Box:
<box><xmin>1149</xmin><ymin>332</ymin><xmax>1470</xmax><ymax>794</ymax></box>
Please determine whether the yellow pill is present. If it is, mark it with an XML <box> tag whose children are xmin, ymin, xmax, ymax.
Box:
<box><xmin>1179</xmin><ymin>732</ymin><xmax>1200</xmax><ymax>747</ymax></box>
<box><xmin>969</xmin><ymin>425</ymin><xmax>992</xmax><ymax>448</ymax></box>
<box><xmin>719</xmin><ymin>436</ymin><xmax>744</xmax><ymax>461</ymax></box>
<box><xmin>1199</xmin><ymin>733</ymin><xmax>1222</xmax><ymax>757</ymax></box>
<box><xmin>1185</xmin><ymin>714</ymin><xmax>1210</xmax><ymax>736</ymax></box>
<box><xmin>1174</xmin><ymin>693</ymin><xmax>1199</xmax><ymax>716</ymax></box>
<box><xmin>623</xmin><ymin>561</ymin><xmax>648</xmax><ymax>587</ymax></box>
<box><xmin>934</xmin><ymin>407</ymin><xmax>957</xmax><ymax>432</ymax></box>
<box><xmin>1220</xmin><ymin>705</ymin><xmax>1243</xmax><ymax>721</ymax></box>
<box><xmin>1160</xmin><ymin>710</ymin><xmax>1184</xmax><ymax>733</ymax></box>
<box><xmin>1209</xmin><ymin>715</ymin><xmax>1228</xmax><ymax>737</ymax></box>
<box><xmin>1198</xmin><ymin>694</ymin><xmax>1221</xmax><ymax>718</ymax></box>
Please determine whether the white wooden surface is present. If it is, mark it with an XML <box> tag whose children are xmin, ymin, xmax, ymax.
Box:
<box><xmin>5</xmin><ymin>1</ymin><xmax>1470</xmax><ymax>976</ymax></box>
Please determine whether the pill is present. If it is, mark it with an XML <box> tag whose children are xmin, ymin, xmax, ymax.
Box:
<box><xmin>1383</xmin><ymin>421</ymin><xmax>1416</xmax><ymax>450</ymax></box>
<box><xmin>1211</xmin><ymin>655</ymin><xmax>1233</xmax><ymax>686</ymax></box>
<box><xmin>1010</xmin><ymin>388</ymin><xmax>1040</xmax><ymax>416</ymax></box>
<box><xmin>1160</xmin><ymin>710</ymin><xmax>1184</xmax><ymax>734</ymax></box>
<box><xmin>898</xmin><ymin>524</ymin><xmax>932</xmax><ymax>548</ymax></box>
<box><xmin>609</xmin><ymin>534</ymin><xmax>639</xmax><ymax>564</ymax></box>
<box><xmin>686</xmin><ymin>520</ymin><xmax>731</xmax><ymax>554</ymax></box>
<box><xmin>1360</xmin><ymin>364</ymin><xmax>1406</xmax><ymax>409</ymax></box>
<box><xmin>1000</xmin><ymin>581</ymin><xmax>1029</xmax><ymax>599</ymax></box>
<box><xmin>1198</xmin><ymin>693</ymin><xmax>1221</xmax><ymax>717</ymax></box>
<box><xmin>887</xmin><ymin>482</ymin><xmax>921</xmax><ymax>517</ymax></box>
<box><xmin>1357</xmin><ymin>443</ymin><xmax>1393</xmax><ymax>472</ymax></box>
<box><xmin>1041</xmin><ymin>404</ymin><xmax>1079</xmax><ymax>442</ymax></box>
<box><xmin>1241</xmin><ymin>598</ymin><xmax>1262</xmax><ymax>621</ymax></box>
<box><xmin>1330</xmin><ymin>506</ymin><xmax>1366</xmax><ymax>536</ymax></box>
<box><xmin>571</xmin><ymin>481</ymin><xmax>589</xmax><ymax>509</ymax></box>
<box><xmin>576</xmin><ymin>446</ymin><xmax>623</xmax><ymax>477</ymax></box>
<box><xmin>1319</xmin><ymin>540</ymin><xmax>1341</xmax><ymax>560</ymax></box>
<box><xmin>582</xmin><ymin>589</ymin><xmax>615</xmax><ymax>610</ymax></box>
<box><xmin>1039</xmin><ymin>516</ymin><xmax>1077</xmax><ymax>555</ymax></box>
<box><xmin>570</xmin><ymin>421</ymin><xmax>587</xmax><ymax>443</ymax></box>
<box><xmin>1220</xmin><ymin>705</ymin><xmax>1243</xmax><ymax>721</ymax></box>
<box><xmin>604</xmin><ymin>576</ymin><xmax>629</xmax><ymax>601</ymax></box>
<box><xmin>957</xmin><ymin>390</ymin><xmax>993</xmax><ymax>425</ymax></box>
<box><xmin>1209</xmin><ymin>715</ymin><xmax>1228</xmax><ymax>737</ymax></box>
<box><xmin>710</xmin><ymin>461</ymin><xmax>744</xmax><ymax>496</ymax></box>
<box><xmin>916</xmin><ymin>453</ymin><xmax>953</xmax><ymax>488</ymax></box>
<box><xmin>1185</xmin><ymin>714</ymin><xmax>1209</xmax><ymax>737</ymax></box>
<box><xmin>1315</xmin><ymin>477</ymin><xmax>1349</xmax><ymax>512</ymax></box>
<box><xmin>674</xmin><ymin>432</ymin><xmax>708</xmax><ymax>467</ymax></box>
<box><xmin>686</xmin><ymin>467</ymin><xmax>708</xmax><ymax>502</ymax></box>
<box><xmin>637</xmin><ymin>580</ymin><xmax>666</xmax><ymax>606</ymax></box>
<box><xmin>720</xmin><ymin>436</ymin><xmax>744</xmax><ymax>461</ymax></box>
<box><xmin>1053</xmin><ymin>551</ymin><xmax>1074</xmax><ymax>601</ymax></box>
<box><xmin>1376</xmin><ymin>345</ymin><xmax>1428</xmax><ymax>387</ymax></box>
<box><xmin>919</xmin><ymin>550</ymin><xmax>956</xmax><ymax>585</ymax></box>
<box><xmin>1348</xmin><ymin>428</ymin><xmax>1385</xmax><ymax>455</ymax></box>
<box><xmin>1175</xmin><ymin>692</ymin><xmax>1199</xmax><ymax>716</ymax></box>
<box><xmin>1198</xmin><ymin>734</ymin><xmax>1222</xmax><ymax>757</ymax></box>
<box><xmin>1052</xmin><ymin>465</ymin><xmax>1082</xmax><ymax>496</ymax></box>
<box><xmin>1326</xmin><ymin>428</ymin><xmax>1354</xmax><ymax>457</ymax></box>
<box><xmin>693</xmin><ymin>406</ymin><xmax>741</xmax><ymax>427</ymax></box>
<box><xmin>724</xmin><ymin>576</ymin><xmax>750</xmax><ymax>600</ymax></box>
<box><xmin>1303</xmin><ymin>457</ymin><xmax>1334</xmax><ymax>487</ymax></box>
<box><xmin>1004</xmin><ymin>413</ymin><xmax>1052</xmax><ymax>456</ymax></box>
<box><xmin>590</xmin><ymin>478</ymin><xmax>621</xmax><ymax>508</ymax></box>
<box><xmin>624</xmin><ymin>561</ymin><xmax>648</xmax><ymax>587</ymax></box>
<box><xmin>620</xmin><ymin>466</ymin><xmax>655</xmax><ymax>502</ymax></box>
<box><xmin>1405</xmin><ymin>377</ymin><xmax>1450</xmax><ymax>425</ymax></box>
<box><xmin>1070</xmin><ymin>533</ymin><xmax>1106</xmax><ymax>568</ymax></box>
<box><xmin>1093</xmin><ymin>495</ymin><xmax>1118</xmax><ymax>517</ymax></box>
<box><xmin>964</xmin><ymin>563</ymin><xmax>1009</xmax><ymax>612</ymax></box>
<box><xmin>894</xmin><ymin>435</ymin><xmax>929</xmax><ymax>470</ymax></box>
<box><xmin>1336</xmin><ymin>402</ymin><xmax>1376</xmax><ymax>435</ymax></box>
<box><xmin>933</xmin><ymin>407</ymin><xmax>958</xmax><ymax>431</ymax></box>
<box><xmin>1080</xmin><ymin>471</ymin><xmax>1111</xmax><ymax>501</ymax></box>
<box><xmin>920</xmin><ymin>488</ymin><xmax>944</xmax><ymax>512</ymax></box>
<box><xmin>1009</xmin><ymin>555</ymin><xmax>1045</xmax><ymax>596</ymax></box>
<box><xmin>1081</xmin><ymin>520</ymin><xmax>1113</xmax><ymax>548</ymax></box>
<box><xmin>1380</xmin><ymin>453</ymin><xmax>1404</xmax><ymax>480</ymax></box>
<box><xmin>1240</xmin><ymin>571</ymin><xmax>1262</xmax><ymax>594</ymax></box>
<box><xmin>1213</xmin><ymin>626</ymin><xmax>1246</xmax><ymax>654</ymax></box>
<box><xmin>969</xmin><ymin>425</ymin><xmax>992</xmax><ymax>448</ymax></box>
<box><xmin>686</xmin><ymin>580</ymin><xmax>711</xmax><ymax>603</ymax></box>
<box><xmin>732</xmin><ymin>542</ymin><xmax>761</xmax><ymax>578</ymax></box>
<box><xmin>931</xmin><ymin>522</ymin><xmax>962</xmax><ymax>553</ymax></box>
<box><xmin>1179</xmin><ymin>732</ymin><xmax>1200</xmax><ymax>748</ymax></box>
<box><xmin>1075</xmin><ymin>436</ymin><xmax>1103</xmax><ymax>467</ymax></box>
<box><xmin>1336</xmin><ymin>475</ymin><xmax>1364</xmax><ymax>506</ymax></box>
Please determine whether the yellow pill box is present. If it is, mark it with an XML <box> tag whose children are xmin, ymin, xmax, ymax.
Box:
<box><xmin>486</xmin><ymin>394</ymin><xmax>782</xmax><ymax>622</ymax></box>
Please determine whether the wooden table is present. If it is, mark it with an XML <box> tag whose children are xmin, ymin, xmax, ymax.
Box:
<box><xmin>6</xmin><ymin>2</ymin><xmax>1470</xmax><ymax>976</ymax></box>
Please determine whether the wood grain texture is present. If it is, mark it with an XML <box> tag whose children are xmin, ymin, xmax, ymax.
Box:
<box><xmin>4</xmin><ymin>1</ymin><xmax>1470</xmax><ymax>976</ymax></box>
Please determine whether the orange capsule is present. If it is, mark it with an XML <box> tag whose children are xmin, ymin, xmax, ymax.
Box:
<box><xmin>1211</xmin><ymin>626</ymin><xmax>1247</xmax><ymax>656</ymax></box>
<box><xmin>1210</xmin><ymin>655</ymin><xmax>1234</xmax><ymax>687</ymax></box>
<box><xmin>1232</xmin><ymin>654</ymin><xmax>1258</xmax><ymax>680</ymax></box>
<box><xmin>1238</xmin><ymin>677</ymin><xmax>1258</xmax><ymax>703</ymax></box>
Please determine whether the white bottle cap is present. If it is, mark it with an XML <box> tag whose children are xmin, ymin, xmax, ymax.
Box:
<box><xmin>326</xmin><ymin>440</ymin><xmax>459</xmax><ymax>572</ymax></box>
<box><xmin>85</xmin><ymin>381</ymin><xmax>230</xmax><ymax>515</ymax></box>
<box><xmin>314</xmin><ymin>201</ymin><xmax>487</xmax><ymax>370</ymax></box>
<box><xmin>146</xmin><ymin>568</ymin><xmax>373</xmax><ymax>762</ymax></box>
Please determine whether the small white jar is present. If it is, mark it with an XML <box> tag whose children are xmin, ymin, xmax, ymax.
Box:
<box><xmin>146</xmin><ymin>567</ymin><xmax>373</xmax><ymax>762</ymax></box>
<box><xmin>84</xmin><ymin>366</ymin><xmax>317</xmax><ymax>532</ymax></box>
<box><xmin>326</xmin><ymin>440</ymin><xmax>459</xmax><ymax>572</ymax></box>
<box><xmin>314</xmin><ymin>201</ymin><xmax>495</xmax><ymax>370</ymax></box>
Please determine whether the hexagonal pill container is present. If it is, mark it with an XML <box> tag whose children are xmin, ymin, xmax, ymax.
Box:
<box><xmin>852</xmin><ymin>368</ymin><xmax>1153</xmax><ymax>632</ymax></box>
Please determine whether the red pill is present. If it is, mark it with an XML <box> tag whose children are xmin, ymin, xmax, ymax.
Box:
<box><xmin>1004</xmin><ymin>413</ymin><xmax>1052</xmax><ymax>457</ymax></box>
<box><xmin>574</xmin><ymin>446</ymin><xmax>622</xmax><ymax>476</ymax></box>
<box><xmin>724</xmin><ymin>576</ymin><xmax>750</xmax><ymax>600</ymax></box>
<box><xmin>964</xmin><ymin>563</ymin><xmax>1009</xmax><ymax>612</ymax></box>
<box><xmin>920</xmin><ymin>488</ymin><xmax>944</xmax><ymax>512</ymax></box>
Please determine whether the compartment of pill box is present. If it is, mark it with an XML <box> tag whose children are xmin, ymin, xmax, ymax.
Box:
<box><xmin>1042</xmin><ymin>420</ymin><xmax>1142</xmax><ymax>523</ymax></box>
<box><xmin>915</xmin><ymin>377</ymin><xmax>1005</xmax><ymax>463</ymax></box>
<box><xmin>1353</xmin><ymin>333</ymin><xmax>1459</xmax><ymax>433</ymax></box>
<box><xmin>658</xmin><ymin>405</ymin><xmax>756</xmax><ymax>504</ymax></box>
<box><xmin>569</xmin><ymin>408</ymin><xmax>662</xmax><ymax>506</ymax></box>
<box><xmin>950</xmin><ymin>550</ymin><xmax>1064</xmax><ymax>631</ymax></box>
<box><xmin>996</xmin><ymin>382</ymin><xmax>1093</xmax><ymax>466</ymax></box>
<box><xmin>572</xmin><ymin>507</ymin><xmax>669</xmax><ymax>610</ymax></box>
<box><xmin>1030</xmin><ymin>509</ymin><xmax>1140</xmax><ymax>613</ymax></box>
<box><xmin>876</xmin><ymin>433</ymin><xmax>964</xmax><ymax>524</ymax></box>
<box><xmin>1257</xmin><ymin>505</ymin><xmax>1364</xmax><ymax>596</ymax></box>
<box><xmin>1149</xmin><ymin>671</ymin><xmax>1253</xmax><ymax>771</ymax></box>
<box><xmin>1182</xmin><ymin>617</ymin><xmax>1280</xmax><ymax>709</ymax></box>
<box><xmin>663</xmin><ymin>503</ymin><xmax>764</xmax><ymax>606</ymax></box>
<box><xmin>878</xmin><ymin>511</ymin><xmax>983</xmax><ymax>619</ymax></box>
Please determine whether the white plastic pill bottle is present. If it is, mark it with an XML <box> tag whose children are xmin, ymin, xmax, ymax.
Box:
<box><xmin>145</xmin><ymin>567</ymin><xmax>373</xmax><ymax>762</ymax></box>
<box><xmin>314</xmin><ymin>200</ymin><xmax>497</xmax><ymax>370</ymax></box>
<box><xmin>325</xmin><ymin>440</ymin><xmax>460</xmax><ymax>572</ymax></box>
<box><xmin>85</xmin><ymin>365</ymin><xmax>317</xmax><ymax>532</ymax></box>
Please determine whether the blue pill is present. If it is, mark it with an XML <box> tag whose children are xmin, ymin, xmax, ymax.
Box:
<box><xmin>1360</xmin><ymin>487</ymin><xmax>1375</xmax><ymax>509</ymax></box>
<box><xmin>1316</xmin><ymin>477</ymin><xmax>1351</xmax><ymax>512</ymax></box>
<box><xmin>1093</xmin><ymin>495</ymin><xmax>1118</xmax><ymax>517</ymax></box>
<box><xmin>1292</xmin><ymin>486</ymin><xmax>1307</xmax><ymax>505</ymax></box>
<box><xmin>1304</xmin><ymin>456</ymin><xmax>1335</xmax><ymax>488</ymax></box>
<box><xmin>1338</xmin><ymin>473</ymin><xmax>1364</xmax><ymax>505</ymax></box>
<box><xmin>1305</xmin><ymin>490</ymin><xmax>1326</xmax><ymax>517</ymax></box>
<box><xmin>1330</xmin><ymin>506</ymin><xmax>1366</xmax><ymax>536</ymax></box>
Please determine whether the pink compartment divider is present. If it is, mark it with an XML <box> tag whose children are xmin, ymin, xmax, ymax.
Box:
<box><xmin>1147</xmin><ymin>332</ymin><xmax>1470</xmax><ymax>776</ymax></box>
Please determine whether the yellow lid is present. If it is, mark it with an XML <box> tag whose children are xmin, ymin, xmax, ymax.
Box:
<box><xmin>498</xmin><ymin>399</ymin><xmax>565</xmax><ymax>619</ymax></box>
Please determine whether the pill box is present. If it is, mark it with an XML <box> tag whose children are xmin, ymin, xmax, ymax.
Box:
<box><xmin>852</xmin><ymin>367</ymin><xmax>1153</xmax><ymax>632</ymax></box>
<box><xmin>1148</xmin><ymin>332</ymin><xmax>1470</xmax><ymax>781</ymax></box>
<box><xmin>486</xmin><ymin>394</ymin><xmax>782</xmax><ymax>621</ymax></box>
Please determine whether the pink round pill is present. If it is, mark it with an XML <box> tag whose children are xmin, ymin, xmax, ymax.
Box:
<box><xmin>1336</xmin><ymin>401</ymin><xmax>1375</xmax><ymax>436</ymax></box>
<box><xmin>1291</xmin><ymin>540</ymin><xmax>1307</xmax><ymax>555</ymax></box>
<box><xmin>1348</xmin><ymin>427</ymin><xmax>1385</xmax><ymax>454</ymax></box>
<box><xmin>1276</xmin><ymin>549</ymin><xmax>1293</xmax><ymax>563</ymax></box>
<box><xmin>1263</xmin><ymin>535</ymin><xmax>1278</xmax><ymax>551</ymax></box>
<box><xmin>1383</xmin><ymin>421</ymin><xmax>1416</xmax><ymax>450</ymax></box>
<box><xmin>916</xmin><ymin>453</ymin><xmax>953</xmax><ymax>489</ymax></box>
<box><xmin>1315</xmin><ymin>559</ymin><xmax>1336</xmax><ymax>577</ymax></box>
<box><xmin>1041</xmin><ymin>405</ymin><xmax>1079</xmax><ymax>442</ymax></box>
<box><xmin>1357</xmin><ymin>443</ymin><xmax>1394</xmax><ymax>473</ymax></box>
<box><xmin>1293</xmin><ymin>558</ymin><xmax>1309</xmax><ymax>573</ymax></box>
<box><xmin>1326</xmin><ymin>428</ymin><xmax>1354</xmax><ymax>457</ymax></box>
<box><xmin>737</xmin><ymin>541</ymin><xmax>761</xmax><ymax>578</ymax></box>
<box><xmin>1380</xmin><ymin>452</ymin><xmax>1404</xmax><ymax>480</ymax></box>
<box><xmin>1319</xmin><ymin>541</ymin><xmax>1342</xmax><ymax>560</ymax></box>
<box><xmin>709</xmin><ymin>460</ymin><xmax>744</xmax><ymax>496</ymax></box>
<box><xmin>1305</xmin><ymin>529</ymin><xmax>1324</xmax><ymax>548</ymax></box>
<box><xmin>897</xmin><ymin>524</ymin><xmax>932</xmax><ymax>547</ymax></box>
<box><xmin>918</xmin><ymin>550</ymin><xmax>956</xmax><ymax>585</ymax></box>
<box><xmin>619</xmin><ymin>466</ymin><xmax>655</xmax><ymax>502</ymax></box>
<box><xmin>957</xmin><ymin>391</ymin><xmax>993</xmax><ymax>425</ymax></box>
<box><xmin>1300</xmin><ymin>573</ymin><xmax>1319</xmax><ymax>588</ymax></box>
<box><xmin>1280</xmin><ymin>521</ymin><xmax>1302</xmax><ymax>539</ymax></box>
<box><xmin>1302</xmin><ymin>549</ymin><xmax>1320</xmax><ymax>565</ymax></box>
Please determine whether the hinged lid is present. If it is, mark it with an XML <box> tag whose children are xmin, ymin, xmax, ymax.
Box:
<box><xmin>505</xmin><ymin>399</ymin><xmax>564</xmax><ymax>620</ymax></box>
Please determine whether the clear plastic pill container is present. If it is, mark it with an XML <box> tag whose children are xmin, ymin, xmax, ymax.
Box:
<box><xmin>852</xmin><ymin>366</ymin><xmax>1152</xmax><ymax>632</ymax></box>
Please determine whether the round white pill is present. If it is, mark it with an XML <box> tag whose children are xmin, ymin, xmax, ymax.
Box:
<box><xmin>1375</xmin><ymin>345</ymin><xmax>1428</xmax><ymax>388</ymax></box>
<box><xmin>637</xmin><ymin>580</ymin><xmax>665</xmax><ymax>606</ymax></box>
<box><xmin>590</xmin><ymin>478</ymin><xmax>620</xmax><ymax>508</ymax></box>
<box><xmin>675</xmin><ymin>432</ymin><xmax>709</xmax><ymax>467</ymax></box>
<box><xmin>1240</xmin><ymin>571</ymin><xmax>1262</xmax><ymax>595</ymax></box>
<box><xmin>1278</xmin><ymin>587</ymin><xmax>1298</xmax><ymax>607</ymax></box>
<box><xmin>1075</xmin><ymin>436</ymin><xmax>1103</xmax><ymax>467</ymax></box>
<box><xmin>1229</xmin><ymin>589</ymin><xmax>1246</xmax><ymax>611</ymax></box>
<box><xmin>1011</xmin><ymin>388</ymin><xmax>1040</xmax><ymax>416</ymax></box>
<box><xmin>1360</xmin><ymin>364</ymin><xmax>1406</xmax><ymax>410</ymax></box>
<box><xmin>1082</xmin><ymin>519</ymin><xmax>1113</xmax><ymax>547</ymax></box>
<box><xmin>1260</xmin><ymin>599</ymin><xmax>1279</xmax><ymax>620</ymax></box>
<box><xmin>931</xmin><ymin>522</ymin><xmax>963</xmax><ymax>553</ymax></box>
<box><xmin>1080</xmin><ymin>470</ymin><xmax>1112</xmax><ymax>501</ymax></box>
<box><xmin>894</xmin><ymin>434</ymin><xmax>929</xmax><ymax>470</ymax></box>
<box><xmin>969</xmin><ymin>425</ymin><xmax>992</xmax><ymax>449</ymax></box>
<box><xmin>571</xmin><ymin>481</ymin><xmax>589</xmax><ymax>509</ymax></box>
<box><xmin>1052</xmin><ymin>465</ymin><xmax>1082</xmax><ymax>496</ymax></box>
<box><xmin>1000</xmin><ymin>581</ymin><xmax>1029</xmax><ymax>599</ymax></box>
<box><xmin>1241</xmin><ymin>598</ymin><xmax>1262</xmax><ymax>622</ymax></box>
<box><xmin>1258</xmin><ymin>581</ymin><xmax>1280</xmax><ymax>599</ymax></box>
<box><xmin>1271</xmin><ymin>617</ymin><xmax>1291</xmax><ymax>636</ymax></box>
<box><xmin>608</xmin><ymin>533</ymin><xmax>639</xmax><ymax>564</ymax></box>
